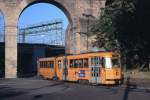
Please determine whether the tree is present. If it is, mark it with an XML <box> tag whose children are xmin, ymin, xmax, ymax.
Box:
<box><xmin>90</xmin><ymin>0</ymin><xmax>149</xmax><ymax>69</ymax></box>
<box><xmin>90</xmin><ymin>7</ymin><xmax>117</xmax><ymax>51</ymax></box>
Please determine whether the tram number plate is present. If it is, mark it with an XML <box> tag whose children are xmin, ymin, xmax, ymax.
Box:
<box><xmin>79</xmin><ymin>70</ymin><xmax>85</xmax><ymax>77</ymax></box>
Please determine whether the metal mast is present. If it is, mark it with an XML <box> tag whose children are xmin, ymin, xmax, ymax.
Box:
<box><xmin>18</xmin><ymin>19</ymin><xmax>64</xmax><ymax>46</ymax></box>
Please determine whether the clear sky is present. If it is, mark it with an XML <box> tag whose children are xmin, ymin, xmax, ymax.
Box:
<box><xmin>18</xmin><ymin>3</ymin><xmax>69</xmax><ymax>45</ymax></box>
<box><xmin>0</xmin><ymin>11</ymin><xmax>5</xmax><ymax>42</ymax></box>
<box><xmin>18</xmin><ymin>3</ymin><xmax>69</xmax><ymax>29</ymax></box>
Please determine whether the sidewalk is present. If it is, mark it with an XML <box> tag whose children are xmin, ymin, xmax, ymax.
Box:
<box><xmin>128</xmin><ymin>78</ymin><xmax>150</xmax><ymax>89</ymax></box>
<box><xmin>123</xmin><ymin>70</ymin><xmax>150</xmax><ymax>89</ymax></box>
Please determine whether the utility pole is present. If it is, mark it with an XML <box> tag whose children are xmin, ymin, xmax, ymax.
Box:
<box><xmin>18</xmin><ymin>19</ymin><xmax>64</xmax><ymax>45</ymax></box>
<box><xmin>148</xmin><ymin>56</ymin><xmax>150</xmax><ymax>70</ymax></box>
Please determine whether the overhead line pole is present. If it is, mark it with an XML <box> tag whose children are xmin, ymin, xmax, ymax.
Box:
<box><xmin>18</xmin><ymin>20</ymin><xmax>64</xmax><ymax>45</ymax></box>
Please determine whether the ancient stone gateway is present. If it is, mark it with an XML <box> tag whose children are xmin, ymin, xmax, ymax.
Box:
<box><xmin>0</xmin><ymin>0</ymin><xmax>106</xmax><ymax>78</ymax></box>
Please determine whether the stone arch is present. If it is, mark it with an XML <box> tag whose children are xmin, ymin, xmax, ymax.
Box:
<box><xmin>1</xmin><ymin>0</ymin><xmax>104</xmax><ymax>78</ymax></box>
<box><xmin>16</xmin><ymin>0</ymin><xmax>73</xmax><ymax>52</ymax></box>
<box><xmin>16</xmin><ymin>0</ymin><xmax>72</xmax><ymax>77</ymax></box>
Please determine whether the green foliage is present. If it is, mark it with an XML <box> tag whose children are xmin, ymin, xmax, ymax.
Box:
<box><xmin>90</xmin><ymin>0</ymin><xmax>138</xmax><ymax>51</ymax></box>
<box><xmin>90</xmin><ymin>4</ymin><xmax>120</xmax><ymax>51</ymax></box>
<box><xmin>90</xmin><ymin>0</ymin><xmax>150</xmax><ymax>69</ymax></box>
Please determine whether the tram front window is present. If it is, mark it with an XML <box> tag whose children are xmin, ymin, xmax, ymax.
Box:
<box><xmin>105</xmin><ymin>57</ymin><xmax>112</xmax><ymax>68</ymax></box>
<box><xmin>112</xmin><ymin>58</ymin><xmax>120</xmax><ymax>67</ymax></box>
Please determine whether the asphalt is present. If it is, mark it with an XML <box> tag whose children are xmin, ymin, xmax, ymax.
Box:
<box><xmin>0</xmin><ymin>78</ymin><xmax>150</xmax><ymax>100</ymax></box>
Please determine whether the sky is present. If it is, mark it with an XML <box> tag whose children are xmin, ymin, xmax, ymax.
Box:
<box><xmin>0</xmin><ymin>12</ymin><xmax>5</xmax><ymax>42</ymax></box>
<box><xmin>17</xmin><ymin>3</ymin><xmax>69</xmax><ymax>45</ymax></box>
<box><xmin>18</xmin><ymin>3</ymin><xmax>69</xmax><ymax>29</ymax></box>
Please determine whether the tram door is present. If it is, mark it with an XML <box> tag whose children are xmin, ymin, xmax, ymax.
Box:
<box><xmin>90</xmin><ymin>57</ymin><xmax>102</xmax><ymax>84</ymax></box>
<box><xmin>63</xmin><ymin>58</ymin><xmax>68</xmax><ymax>81</ymax></box>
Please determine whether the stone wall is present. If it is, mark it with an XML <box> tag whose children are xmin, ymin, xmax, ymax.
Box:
<box><xmin>0</xmin><ymin>0</ymin><xmax>105</xmax><ymax>78</ymax></box>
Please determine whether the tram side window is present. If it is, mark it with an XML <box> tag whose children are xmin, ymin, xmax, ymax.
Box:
<box><xmin>42</xmin><ymin>61</ymin><xmax>44</xmax><ymax>68</ymax></box>
<box><xmin>52</xmin><ymin>61</ymin><xmax>54</xmax><ymax>68</ymax></box>
<box><xmin>69</xmin><ymin>59</ymin><xmax>78</xmax><ymax>68</ymax></box>
<box><xmin>46</xmin><ymin>61</ymin><xmax>47</xmax><ymax>68</ymax></box>
<box><xmin>83</xmin><ymin>58</ymin><xmax>88</xmax><ymax>68</ymax></box>
<box><xmin>96</xmin><ymin>57</ymin><xmax>99</xmax><ymax>66</ymax></box>
<box><xmin>42</xmin><ymin>62</ymin><xmax>44</xmax><ymax>68</ymax></box>
<box><xmin>78</xmin><ymin>59</ymin><xmax>83</xmax><ymax>68</ymax></box>
<box><xmin>91</xmin><ymin>57</ymin><xmax>97</xmax><ymax>66</ymax></box>
<box><xmin>46</xmin><ymin>61</ymin><xmax>49</xmax><ymax>68</ymax></box>
<box><xmin>96</xmin><ymin>57</ymin><xmax>99</xmax><ymax>65</ymax></box>
<box><xmin>43</xmin><ymin>61</ymin><xmax>45</xmax><ymax>68</ymax></box>
<box><xmin>44</xmin><ymin>61</ymin><xmax>46</xmax><ymax>68</ymax></box>
<box><xmin>70</xmin><ymin>60</ymin><xmax>74</xmax><ymax>68</ymax></box>
<box><xmin>50</xmin><ymin>61</ymin><xmax>54</xmax><ymax>68</ymax></box>
<box><xmin>98</xmin><ymin>57</ymin><xmax>103</xmax><ymax>67</ymax></box>
<box><xmin>91</xmin><ymin>58</ymin><xmax>94</xmax><ymax>66</ymax></box>
<box><xmin>91</xmin><ymin>57</ymin><xmax>103</xmax><ymax>67</ymax></box>
<box><xmin>47</xmin><ymin>61</ymin><xmax>50</xmax><ymax>68</ymax></box>
<box><xmin>101</xmin><ymin>57</ymin><xmax>105</xmax><ymax>68</ymax></box>
<box><xmin>58</xmin><ymin>60</ymin><xmax>62</xmax><ymax>69</ymax></box>
<box><xmin>45</xmin><ymin>61</ymin><xmax>48</xmax><ymax>68</ymax></box>
<box><xmin>74</xmin><ymin>59</ymin><xmax>78</xmax><ymax>68</ymax></box>
<box><xmin>40</xmin><ymin>62</ymin><xmax>42</xmax><ymax>68</ymax></box>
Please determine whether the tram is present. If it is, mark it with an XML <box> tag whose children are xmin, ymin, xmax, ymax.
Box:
<box><xmin>37</xmin><ymin>51</ymin><xmax>123</xmax><ymax>85</ymax></box>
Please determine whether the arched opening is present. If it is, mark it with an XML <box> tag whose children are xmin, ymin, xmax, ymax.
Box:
<box><xmin>0</xmin><ymin>10</ymin><xmax>5</xmax><ymax>78</ymax></box>
<box><xmin>17</xmin><ymin>2</ymin><xmax>69</xmax><ymax>77</ymax></box>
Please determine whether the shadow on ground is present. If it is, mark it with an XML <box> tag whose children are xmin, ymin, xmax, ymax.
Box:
<box><xmin>0</xmin><ymin>87</ymin><xmax>26</xmax><ymax>99</ymax></box>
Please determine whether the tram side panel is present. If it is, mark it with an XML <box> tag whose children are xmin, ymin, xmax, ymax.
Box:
<box><xmin>67</xmin><ymin>57</ymin><xmax>91</xmax><ymax>82</ymax></box>
<box><xmin>49</xmin><ymin>60</ymin><xmax>56</xmax><ymax>79</ymax></box>
<box><xmin>67</xmin><ymin>58</ymin><xmax>78</xmax><ymax>82</ymax></box>
<box><xmin>38</xmin><ymin>58</ymin><xmax>55</xmax><ymax>79</ymax></box>
<box><xmin>38</xmin><ymin>60</ymin><xmax>48</xmax><ymax>78</ymax></box>
<box><xmin>105</xmin><ymin>68</ymin><xmax>122</xmax><ymax>84</ymax></box>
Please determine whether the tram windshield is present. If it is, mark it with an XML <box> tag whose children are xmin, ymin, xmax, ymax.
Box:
<box><xmin>105</xmin><ymin>57</ymin><xmax>112</xmax><ymax>68</ymax></box>
<box><xmin>112</xmin><ymin>58</ymin><xmax>121</xmax><ymax>68</ymax></box>
<box><xmin>105</xmin><ymin>57</ymin><xmax>121</xmax><ymax>68</ymax></box>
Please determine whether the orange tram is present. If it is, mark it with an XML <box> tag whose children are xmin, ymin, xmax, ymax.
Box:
<box><xmin>37</xmin><ymin>51</ymin><xmax>123</xmax><ymax>85</ymax></box>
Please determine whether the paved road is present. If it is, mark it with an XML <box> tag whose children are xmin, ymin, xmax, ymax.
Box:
<box><xmin>0</xmin><ymin>78</ymin><xmax>150</xmax><ymax>100</ymax></box>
